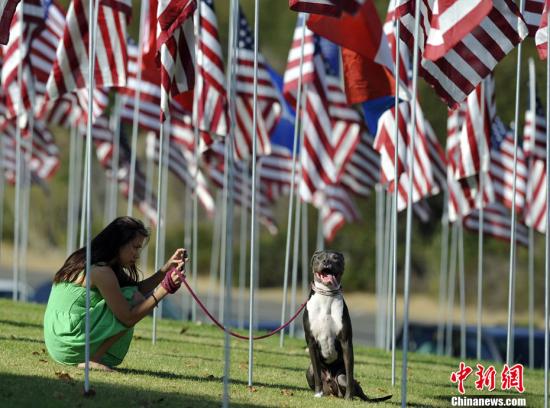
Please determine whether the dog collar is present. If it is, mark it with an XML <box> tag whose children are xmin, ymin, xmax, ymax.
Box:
<box><xmin>311</xmin><ymin>282</ymin><xmax>342</xmax><ymax>297</ymax></box>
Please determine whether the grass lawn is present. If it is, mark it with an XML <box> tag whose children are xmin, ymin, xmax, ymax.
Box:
<box><xmin>0</xmin><ymin>299</ymin><xmax>545</xmax><ymax>407</ymax></box>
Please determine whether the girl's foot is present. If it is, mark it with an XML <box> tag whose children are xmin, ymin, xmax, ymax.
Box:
<box><xmin>77</xmin><ymin>361</ymin><xmax>114</xmax><ymax>372</ymax></box>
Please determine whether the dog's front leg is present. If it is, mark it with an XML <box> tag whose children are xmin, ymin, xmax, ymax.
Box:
<box><xmin>342</xmin><ymin>339</ymin><xmax>354</xmax><ymax>400</ymax></box>
<box><xmin>307</xmin><ymin>339</ymin><xmax>324</xmax><ymax>397</ymax></box>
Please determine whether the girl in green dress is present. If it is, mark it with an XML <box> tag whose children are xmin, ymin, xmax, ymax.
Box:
<box><xmin>43</xmin><ymin>216</ymin><xmax>187</xmax><ymax>371</ymax></box>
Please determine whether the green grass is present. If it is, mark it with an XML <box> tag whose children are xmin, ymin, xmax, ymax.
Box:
<box><xmin>0</xmin><ymin>299</ymin><xmax>545</xmax><ymax>407</ymax></box>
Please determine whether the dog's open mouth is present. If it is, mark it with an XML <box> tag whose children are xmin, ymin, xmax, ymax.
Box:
<box><xmin>315</xmin><ymin>270</ymin><xmax>338</xmax><ymax>286</ymax></box>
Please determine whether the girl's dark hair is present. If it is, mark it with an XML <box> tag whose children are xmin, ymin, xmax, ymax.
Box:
<box><xmin>54</xmin><ymin>216</ymin><xmax>150</xmax><ymax>286</ymax></box>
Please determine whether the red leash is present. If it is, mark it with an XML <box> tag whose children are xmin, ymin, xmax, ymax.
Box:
<box><xmin>181</xmin><ymin>277</ymin><xmax>308</xmax><ymax>340</ymax></box>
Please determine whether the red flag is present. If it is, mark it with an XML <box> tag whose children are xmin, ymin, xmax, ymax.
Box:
<box><xmin>536</xmin><ymin>0</ymin><xmax>548</xmax><ymax>59</ymax></box>
<box><xmin>0</xmin><ymin>0</ymin><xmax>21</xmax><ymax>44</ymax></box>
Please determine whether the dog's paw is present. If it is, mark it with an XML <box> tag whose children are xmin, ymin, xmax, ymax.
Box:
<box><xmin>314</xmin><ymin>391</ymin><xmax>323</xmax><ymax>398</ymax></box>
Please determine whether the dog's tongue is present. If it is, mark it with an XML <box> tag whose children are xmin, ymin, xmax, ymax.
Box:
<box><xmin>321</xmin><ymin>273</ymin><xmax>337</xmax><ymax>286</ymax></box>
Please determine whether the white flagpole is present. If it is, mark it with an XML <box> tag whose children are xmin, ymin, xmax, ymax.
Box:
<box><xmin>12</xmin><ymin>1</ymin><xmax>25</xmax><ymax>302</ymax></box>
<box><xmin>437</xmin><ymin>192</ymin><xmax>449</xmax><ymax>355</ymax></box>
<box><xmin>127</xmin><ymin>0</ymin><xmax>149</xmax><ymax>215</ymax></box>
<box><xmin>458</xmin><ymin>222</ymin><xmax>466</xmax><ymax>360</ymax></box>
<box><xmin>301</xmin><ymin>200</ymin><xmax>309</xmax><ymax>300</ymax></box>
<box><xmin>108</xmin><ymin>95</ymin><xmax>122</xmax><ymax>221</ymax></box>
<box><xmin>289</xmin><ymin>195</ymin><xmax>302</xmax><ymax>337</ymax></box>
<box><xmin>190</xmin><ymin>1</ymin><xmax>202</xmax><ymax>323</ymax></box>
<box><xmin>279</xmin><ymin>14</ymin><xmax>307</xmax><ymax>348</ymax></box>
<box><xmin>0</xmin><ymin>133</ymin><xmax>4</xmax><ymax>266</ymax></box>
<box><xmin>400</xmin><ymin>0</ymin><xmax>422</xmax><ymax>403</ymax></box>
<box><xmin>206</xmin><ymin>191</ymin><xmax>222</xmax><ymax>314</ymax></box>
<box><xmin>152</xmin><ymin>116</ymin><xmax>170</xmax><ymax>344</ymax></box>
<box><xmin>247</xmin><ymin>0</ymin><xmax>261</xmax><ymax>386</ymax></box>
<box><xmin>84</xmin><ymin>0</ymin><xmax>100</xmax><ymax>393</ymax></box>
<box><xmin>446</xmin><ymin>222</ymin><xmax>458</xmax><ymax>356</ymax></box>
<box><xmin>391</xmin><ymin>17</ymin><xmax>401</xmax><ymax>385</ymax></box>
<box><xmin>384</xmin><ymin>189</ymin><xmax>392</xmax><ymax>352</ymax></box>
<box><xmin>223</xmin><ymin>0</ymin><xmax>238</xmax><ymax>403</ymax></box>
<box><xmin>183</xmin><ymin>185</ymin><xmax>192</xmax><ymax>320</ymax></box>
<box><xmin>79</xmin><ymin>127</ymin><xmax>89</xmax><ymax>250</ymax></box>
<box><xmin>528</xmin><ymin>57</ymin><xmax>537</xmax><ymax>370</ymax></box>
<box><xmin>66</xmin><ymin>124</ymin><xmax>78</xmax><ymax>256</ymax></box>
<box><xmin>141</xmin><ymin>136</ymin><xmax>154</xmax><ymax>277</ymax></box>
<box><xmin>375</xmin><ymin>183</ymin><xmax>384</xmax><ymax>348</ymax></box>
<box><xmin>505</xmin><ymin>0</ymin><xmax>526</xmax><ymax>366</ymax></box>
<box><xmin>544</xmin><ymin>11</ymin><xmax>549</xmax><ymax>407</ymax></box>
<box><xmin>476</xmin><ymin>79</ymin><xmax>486</xmax><ymax>361</ymax></box>
<box><xmin>238</xmin><ymin>164</ymin><xmax>248</xmax><ymax>329</ymax></box>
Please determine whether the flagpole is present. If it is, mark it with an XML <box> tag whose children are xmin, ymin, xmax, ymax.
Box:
<box><xmin>505</xmin><ymin>0</ymin><xmax>525</xmax><ymax>366</ymax></box>
<box><xmin>0</xmin><ymin>134</ymin><xmax>4</xmax><ymax>267</ymax></box>
<box><xmin>84</xmin><ymin>0</ymin><xmax>100</xmax><ymax>393</ymax></box>
<box><xmin>476</xmin><ymin>79</ymin><xmax>486</xmax><ymax>361</ymax></box>
<box><xmin>301</xmin><ymin>199</ymin><xmax>309</xmax><ymax>300</ymax></box>
<box><xmin>66</xmin><ymin>124</ymin><xmax>78</xmax><ymax>256</ymax></box>
<box><xmin>108</xmin><ymin>95</ymin><xmax>122</xmax><ymax>221</ymax></box>
<box><xmin>316</xmin><ymin>209</ymin><xmax>324</xmax><ymax>250</ymax></box>
<box><xmin>401</xmin><ymin>0</ymin><xmax>422</xmax><ymax>403</ymax></box>
<box><xmin>79</xmin><ymin>126</ymin><xmax>89</xmax><ymax>250</ymax></box>
<box><xmin>289</xmin><ymin>195</ymin><xmax>302</xmax><ymax>337</ymax></box>
<box><xmin>152</xmin><ymin>115</ymin><xmax>170</xmax><ymax>344</ymax></box>
<box><xmin>183</xmin><ymin>185</ymin><xmax>192</xmax><ymax>319</ymax></box>
<box><xmin>207</xmin><ymin>190</ymin><xmax>222</xmax><ymax>314</ymax></box>
<box><xmin>223</xmin><ymin>0</ymin><xmax>238</xmax><ymax>402</ymax></box>
<box><xmin>458</xmin><ymin>221</ymin><xmax>466</xmax><ymax>360</ymax></box>
<box><xmin>446</xmin><ymin>222</ymin><xmax>458</xmax><ymax>356</ymax></box>
<box><xmin>391</xmin><ymin>17</ymin><xmax>401</xmax><ymax>385</ymax></box>
<box><xmin>279</xmin><ymin>13</ymin><xmax>307</xmax><ymax>348</ymax></box>
<box><xmin>437</xmin><ymin>191</ymin><xmax>449</xmax><ymax>355</ymax></box>
<box><xmin>238</xmin><ymin>164</ymin><xmax>248</xmax><ymax>329</ymax></box>
<box><xmin>127</xmin><ymin>0</ymin><xmax>148</xmax><ymax>216</ymax></box>
<box><xmin>544</xmin><ymin>10</ymin><xmax>549</xmax><ymax>407</ymax></box>
<box><xmin>384</xmin><ymin>189</ymin><xmax>392</xmax><ymax>351</ymax></box>
<box><xmin>12</xmin><ymin>1</ymin><xmax>25</xmax><ymax>302</ymax></box>
<box><xmin>375</xmin><ymin>183</ymin><xmax>384</xmax><ymax>348</ymax></box>
<box><xmin>190</xmin><ymin>0</ymin><xmax>203</xmax><ymax>323</ymax></box>
<box><xmin>528</xmin><ymin>57</ymin><xmax>537</xmax><ymax>370</ymax></box>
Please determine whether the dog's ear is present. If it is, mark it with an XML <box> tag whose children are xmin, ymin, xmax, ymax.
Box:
<box><xmin>311</xmin><ymin>250</ymin><xmax>324</xmax><ymax>269</ymax></box>
<box><xmin>334</xmin><ymin>252</ymin><xmax>345</xmax><ymax>272</ymax></box>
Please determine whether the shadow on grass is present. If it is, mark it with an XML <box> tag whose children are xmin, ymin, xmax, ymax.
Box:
<box><xmin>0</xmin><ymin>334</ymin><xmax>44</xmax><ymax>344</ymax></box>
<box><xmin>118</xmin><ymin>367</ymin><xmax>311</xmax><ymax>393</ymax></box>
<box><xmin>0</xmin><ymin>319</ymin><xmax>43</xmax><ymax>329</ymax></box>
<box><xmin>0</xmin><ymin>372</ymin><xmax>259</xmax><ymax>408</ymax></box>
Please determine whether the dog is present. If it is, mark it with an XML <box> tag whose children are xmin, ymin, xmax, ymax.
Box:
<box><xmin>303</xmin><ymin>250</ymin><xmax>391</xmax><ymax>402</ymax></box>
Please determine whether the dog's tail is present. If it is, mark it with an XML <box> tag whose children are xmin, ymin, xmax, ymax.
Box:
<box><xmin>354</xmin><ymin>381</ymin><xmax>392</xmax><ymax>403</ymax></box>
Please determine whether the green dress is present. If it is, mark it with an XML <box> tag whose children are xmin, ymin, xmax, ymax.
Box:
<box><xmin>43</xmin><ymin>281</ymin><xmax>138</xmax><ymax>367</ymax></box>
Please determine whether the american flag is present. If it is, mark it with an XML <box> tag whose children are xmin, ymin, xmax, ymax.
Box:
<box><xmin>0</xmin><ymin>0</ymin><xmax>21</xmax><ymax>44</ymax></box>
<box><xmin>396</xmin><ymin>0</ymin><xmax>528</xmax><ymax>107</ymax></box>
<box><xmin>43</xmin><ymin>0</ymin><xmax>132</xmax><ymax>110</ymax></box>
<box><xmin>203</xmin><ymin>140</ymin><xmax>278</xmax><ymax>234</ymax></box>
<box><xmin>524</xmin><ymin>96</ymin><xmax>547</xmax><ymax>160</ymax></box>
<box><xmin>91</xmin><ymin>117</ymin><xmax>158</xmax><ymax>226</ymax></box>
<box><xmin>340</xmin><ymin>130</ymin><xmax>380</xmax><ymax>198</ymax></box>
<box><xmin>524</xmin><ymin>158</ymin><xmax>547</xmax><ymax>233</ymax></box>
<box><xmin>289</xmin><ymin>0</ymin><xmax>341</xmax><ymax>16</ymax></box>
<box><xmin>233</xmin><ymin>7</ymin><xmax>282</xmax><ymax>161</ymax></box>
<box><xmin>1</xmin><ymin>118</ymin><xmax>60</xmax><ymax>182</ymax></box>
<box><xmin>1</xmin><ymin>0</ymin><xmax>45</xmax><ymax>121</ymax></box>
<box><xmin>463</xmin><ymin>202</ymin><xmax>529</xmax><ymax>247</ymax></box>
<box><xmin>146</xmin><ymin>132</ymin><xmax>215</xmax><ymax>217</ymax></box>
<box><xmin>455</xmin><ymin>77</ymin><xmax>496</xmax><ymax>180</ymax></box>
<box><xmin>283</xmin><ymin>17</ymin><xmax>361</xmax><ymax>201</ymax></box>
<box><xmin>536</xmin><ymin>0</ymin><xmax>548</xmax><ymax>59</ymax></box>
<box><xmin>487</xmin><ymin>117</ymin><xmax>527</xmax><ymax>214</ymax></box>
<box><xmin>375</xmin><ymin>99</ymin><xmax>443</xmax><ymax>208</ymax></box>
<box><xmin>525</xmin><ymin>0</ymin><xmax>546</xmax><ymax>36</ymax></box>
<box><xmin>312</xmin><ymin>184</ymin><xmax>360</xmax><ymax>242</ymax></box>
<box><xmin>156</xmin><ymin>0</ymin><xmax>195</xmax><ymax>121</ymax></box>
<box><xmin>195</xmin><ymin>0</ymin><xmax>228</xmax><ymax>147</ymax></box>
<box><xmin>120</xmin><ymin>41</ymin><xmax>196</xmax><ymax>153</ymax></box>
<box><xmin>446</xmin><ymin>106</ymin><xmax>489</xmax><ymax>222</ymax></box>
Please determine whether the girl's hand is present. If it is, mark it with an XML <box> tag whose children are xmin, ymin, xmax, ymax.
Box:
<box><xmin>160</xmin><ymin>268</ymin><xmax>185</xmax><ymax>294</ymax></box>
<box><xmin>160</xmin><ymin>248</ymin><xmax>188</xmax><ymax>275</ymax></box>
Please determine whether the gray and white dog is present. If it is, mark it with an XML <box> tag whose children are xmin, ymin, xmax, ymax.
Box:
<box><xmin>303</xmin><ymin>250</ymin><xmax>391</xmax><ymax>402</ymax></box>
